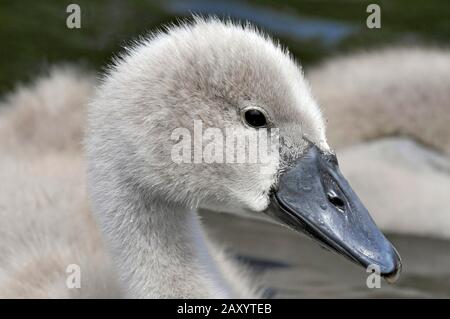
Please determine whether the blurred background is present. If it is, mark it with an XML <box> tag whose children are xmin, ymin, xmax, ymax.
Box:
<box><xmin>0</xmin><ymin>0</ymin><xmax>449</xmax><ymax>298</ymax></box>
<box><xmin>1</xmin><ymin>0</ymin><xmax>449</xmax><ymax>94</ymax></box>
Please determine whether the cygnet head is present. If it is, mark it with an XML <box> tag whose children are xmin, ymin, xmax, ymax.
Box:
<box><xmin>87</xmin><ymin>18</ymin><xmax>401</xmax><ymax>281</ymax></box>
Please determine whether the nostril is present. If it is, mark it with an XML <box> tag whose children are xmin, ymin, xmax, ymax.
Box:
<box><xmin>327</xmin><ymin>191</ymin><xmax>345</xmax><ymax>211</ymax></box>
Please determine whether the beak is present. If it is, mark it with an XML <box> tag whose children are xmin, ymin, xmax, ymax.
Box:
<box><xmin>267</xmin><ymin>143</ymin><xmax>402</xmax><ymax>282</ymax></box>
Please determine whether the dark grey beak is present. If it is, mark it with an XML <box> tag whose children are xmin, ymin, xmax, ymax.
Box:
<box><xmin>267</xmin><ymin>143</ymin><xmax>402</xmax><ymax>282</ymax></box>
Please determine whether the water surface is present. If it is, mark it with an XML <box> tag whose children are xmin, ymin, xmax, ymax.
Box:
<box><xmin>202</xmin><ymin>212</ymin><xmax>450</xmax><ymax>298</ymax></box>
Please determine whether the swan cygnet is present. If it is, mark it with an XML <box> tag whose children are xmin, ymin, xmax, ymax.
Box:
<box><xmin>85</xmin><ymin>19</ymin><xmax>402</xmax><ymax>298</ymax></box>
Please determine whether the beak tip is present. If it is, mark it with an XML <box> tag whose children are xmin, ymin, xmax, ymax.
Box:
<box><xmin>381</xmin><ymin>248</ymin><xmax>402</xmax><ymax>284</ymax></box>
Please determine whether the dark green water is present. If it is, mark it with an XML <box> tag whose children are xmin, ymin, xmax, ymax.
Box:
<box><xmin>1</xmin><ymin>0</ymin><xmax>449</xmax><ymax>95</ymax></box>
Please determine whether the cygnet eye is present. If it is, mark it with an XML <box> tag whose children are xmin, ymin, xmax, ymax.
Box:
<box><xmin>242</xmin><ymin>108</ymin><xmax>269</xmax><ymax>128</ymax></box>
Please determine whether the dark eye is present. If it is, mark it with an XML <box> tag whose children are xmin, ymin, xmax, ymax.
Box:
<box><xmin>243</xmin><ymin>109</ymin><xmax>268</xmax><ymax>128</ymax></box>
